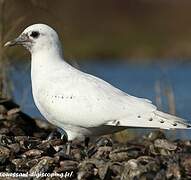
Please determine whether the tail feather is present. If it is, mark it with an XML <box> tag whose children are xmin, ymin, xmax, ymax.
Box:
<box><xmin>106</xmin><ymin>110</ymin><xmax>191</xmax><ymax>129</ymax></box>
<box><xmin>154</xmin><ymin>110</ymin><xmax>191</xmax><ymax>128</ymax></box>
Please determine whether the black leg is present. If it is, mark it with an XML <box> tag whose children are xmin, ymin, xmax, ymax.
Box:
<box><xmin>85</xmin><ymin>137</ymin><xmax>90</xmax><ymax>148</ymax></box>
<box><xmin>95</xmin><ymin>136</ymin><xmax>113</xmax><ymax>147</ymax></box>
<box><xmin>47</xmin><ymin>128</ymin><xmax>68</xmax><ymax>142</ymax></box>
<box><xmin>59</xmin><ymin>128</ymin><xmax>68</xmax><ymax>142</ymax></box>
<box><xmin>47</xmin><ymin>128</ymin><xmax>62</xmax><ymax>140</ymax></box>
<box><xmin>66</xmin><ymin>141</ymin><xmax>71</xmax><ymax>155</ymax></box>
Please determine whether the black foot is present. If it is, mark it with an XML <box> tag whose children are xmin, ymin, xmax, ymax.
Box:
<box><xmin>95</xmin><ymin>136</ymin><xmax>113</xmax><ymax>147</ymax></box>
<box><xmin>47</xmin><ymin>128</ymin><xmax>68</xmax><ymax>142</ymax></box>
<box><xmin>47</xmin><ymin>128</ymin><xmax>62</xmax><ymax>140</ymax></box>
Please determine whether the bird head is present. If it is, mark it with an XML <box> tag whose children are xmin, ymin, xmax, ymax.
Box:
<box><xmin>4</xmin><ymin>24</ymin><xmax>62</xmax><ymax>54</ymax></box>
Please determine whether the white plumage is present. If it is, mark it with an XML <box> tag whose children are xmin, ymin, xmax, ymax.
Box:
<box><xmin>5</xmin><ymin>24</ymin><xmax>191</xmax><ymax>141</ymax></box>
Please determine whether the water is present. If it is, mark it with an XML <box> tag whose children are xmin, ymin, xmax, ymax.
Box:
<box><xmin>8</xmin><ymin>60</ymin><xmax>191</xmax><ymax>138</ymax></box>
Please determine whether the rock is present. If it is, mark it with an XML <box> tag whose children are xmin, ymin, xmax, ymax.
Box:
<box><xmin>0</xmin><ymin>128</ymin><xmax>9</xmax><ymax>135</ymax></box>
<box><xmin>121</xmin><ymin>156</ymin><xmax>160</xmax><ymax>180</ymax></box>
<box><xmin>166</xmin><ymin>163</ymin><xmax>181</xmax><ymax>180</ymax></box>
<box><xmin>0</xmin><ymin>105</ymin><xmax>7</xmax><ymax>114</ymax></box>
<box><xmin>22</xmin><ymin>149</ymin><xmax>44</xmax><ymax>158</ymax></box>
<box><xmin>150</xmin><ymin>139</ymin><xmax>178</xmax><ymax>156</ymax></box>
<box><xmin>78</xmin><ymin>162</ymin><xmax>98</xmax><ymax>180</ymax></box>
<box><xmin>154</xmin><ymin>139</ymin><xmax>177</xmax><ymax>151</ymax></box>
<box><xmin>59</xmin><ymin>160</ymin><xmax>78</xmax><ymax>171</ymax></box>
<box><xmin>19</xmin><ymin>138</ymin><xmax>41</xmax><ymax>150</ymax></box>
<box><xmin>109</xmin><ymin>146</ymin><xmax>142</xmax><ymax>162</ymax></box>
<box><xmin>12</xmin><ymin>159</ymin><xmax>28</xmax><ymax>172</ymax></box>
<box><xmin>14</xmin><ymin>136</ymin><xmax>29</xmax><ymax>142</ymax></box>
<box><xmin>37</xmin><ymin>141</ymin><xmax>57</xmax><ymax>155</ymax></box>
<box><xmin>95</xmin><ymin>137</ymin><xmax>113</xmax><ymax>147</ymax></box>
<box><xmin>9</xmin><ymin>124</ymin><xmax>26</xmax><ymax>136</ymax></box>
<box><xmin>6</xmin><ymin>113</ymin><xmax>19</xmax><ymax>121</ymax></box>
<box><xmin>0</xmin><ymin>145</ymin><xmax>10</xmax><ymax>164</ymax></box>
<box><xmin>109</xmin><ymin>150</ymin><xmax>129</xmax><ymax>162</ymax></box>
<box><xmin>48</xmin><ymin>139</ymin><xmax>65</xmax><ymax>147</ymax></box>
<box><xmin>137</xmin><ymin>156</ymin><xmax>156</xmax><ymax>165</ymax></box>
<box><xmin>0</xmin><ymin>135</ymin><xmax>14</xmax><ymax>146</ymax></box>
<box><xmin>0</xmin><ymin>165</ymin><xmax>5</xmax><ymax>172</ymax></box>
<box><xmin>7</xmin><ymin>108</ymin><xmax>20</xmax><ymax>116</ymax></box>
<box><xmin>26</xmin><ymin>159</ymin><xmax>40</xmax><ymax>169</ymax></box>
<box><xmin>110</xmin><ymin>162</ymin><xmax>123</xmax><ymax>177</ymax></box>
<box><xmin>71</xmin><ymin>139</ymin><xmax>84</xmax><ymax>149</ymax></box>
<box><xmin>145</xmin><ymin>130</ymin><xmax>166</xmax><ymax>141</ymax></box>
<box><xmin>71</xmin><ymin>148</ymin><xmax>83</xmax><ymax>161</ymax></box>
<box><xmin>93</xmin><ymin>146</ymin><xmax>112</xmax><ymax>159</ymax></box>
<box><xmin>8</xmin><ymin>143</ymin><xmax>20</xmax><ymax>154</ymax></box>
<box><xmin>5</xmin><ymin>163</ymin><xmax>15</xmax><ymax>173</ymax></box>
<box><xmin>155</xmin><ymin>169</ymin><xmax>166</xmax><ymax>180</ymax></box>
<box><xmin>54</xmin><ymin>150</ymin><xmax>72</xmax><ymax>161</ymax></box>
<box><xmin>29</xmin><ymin>156</ymin><xmax>55</xmax><ymax>174</ymax></box>
<box><xmin>180</xmin><ymin>154</ymin><xmax>191</xmax><ymax>178</ymax></box>
<box><xmin>121</xmin><ymin>159</ymin><xmax>140</xmax><ymax>179</ymax></box>
<box><xmin>97</xmin><ymin>163</ymin><xmax>111</xmax><ymax>180</ymax></box>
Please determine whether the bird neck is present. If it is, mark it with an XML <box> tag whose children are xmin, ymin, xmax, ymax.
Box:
<box><xmin>31</xmin><ymin>47</ymin><xmax>72</xmax><ymax>79</ymax></box>
<box><xmin>33</xmin><ymin>48</ymin><xmax>60</xmax><ymax>59</ymax></box>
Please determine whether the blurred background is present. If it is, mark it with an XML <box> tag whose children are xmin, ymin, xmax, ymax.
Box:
<box><xmin>1</xmin><ymin>0</ymin><xmax>191</xmax><ymax>139</ymax></box>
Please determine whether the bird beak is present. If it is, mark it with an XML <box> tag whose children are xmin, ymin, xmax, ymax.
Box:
<box><xmin>4</xmin><ymin>33</ymin><xmax>30</xmax><ymax>47</ymax></box>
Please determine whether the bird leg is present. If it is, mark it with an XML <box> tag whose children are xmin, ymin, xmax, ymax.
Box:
<box><xmin>47</xmin><ymin>128</ymin><xmax>62</xmax><ymax>140</ymax></box>
<box><xmin>85</xmin><ymin>137</ymin><xmax>90</xmax><ymax>148</ymax></box>
<box><xmin>95</xmin><ymin>136</ymin><xmax>113</xmax><ymax>147</ymax></box>
<box><xmin>47</xmin><ymin>127</ymin><xmax>68</xmax><ymax>141</ymax></box>
<box><xmin>58</xmin><ymin>130</ymin><xmax>72</xmax><ymax>155</ymax></box>
<box><xmin>47</xmin><ymin>128</ymin><xmax>71</xmax><ymax>154</ymax></box>
<box><xmin>66</xmin><ymin>141</ymin><xmax>72</xmax><ymax>155</ymax></box>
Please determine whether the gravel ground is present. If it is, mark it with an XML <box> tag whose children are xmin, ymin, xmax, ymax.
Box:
<box><xmin>0</xmin><ymin>98</ymin><xmax>191</xmax><ymax>180</ymax></box>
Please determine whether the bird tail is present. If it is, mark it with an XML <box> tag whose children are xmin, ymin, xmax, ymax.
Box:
<box><xmin>106</xmin><ymin>110</ymin><xmax>191</xmax><ymax>129</ymax></box>
<box><xmin>153</xmin><ymin>110</ymin><xmax>191</xmax><ymax>129</ymax></box>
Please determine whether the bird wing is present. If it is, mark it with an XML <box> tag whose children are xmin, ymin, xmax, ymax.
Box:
<box><xmin>43</xmin><ymin>69</ymin><xmax>190</xmax><ymax>129</ymax></box>
<box><xmin>84</xmin><ymin>73</ymin><xmax>191</xmax><ymax>129</ymax></box>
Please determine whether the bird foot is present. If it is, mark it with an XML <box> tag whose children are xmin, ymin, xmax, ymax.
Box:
<box><xmin>47</xmin><ymin>128</ymin><xmax>68</xmax><ymax>143</ymax></box>
<box><xmin>95</xmin><ymin>136</ymin><xmax>113</xmax><ymax>147</ymax></box>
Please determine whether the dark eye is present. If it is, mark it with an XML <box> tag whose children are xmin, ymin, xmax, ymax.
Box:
<box><xmin>30</xmin><ymin>31</ymin><xmax>40</xmax><ymax>38</ymax></box>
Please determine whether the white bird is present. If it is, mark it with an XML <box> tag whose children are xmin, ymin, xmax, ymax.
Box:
<box><xmin>4</xmin><ymin>24</ymin><xmax>191</xmax><ymax>142</ymax></box>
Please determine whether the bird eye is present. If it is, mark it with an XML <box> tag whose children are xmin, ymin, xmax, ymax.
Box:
<box><xmin>30</xmin><ymin>31</ymin><xmax>40</xmax><ymax>38</ymax></box>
